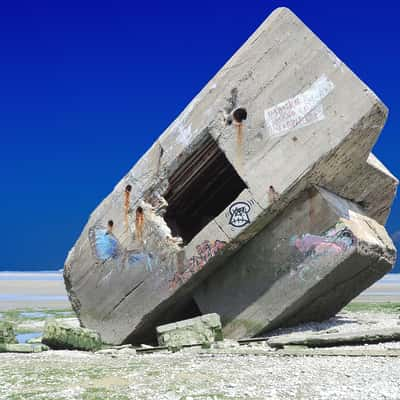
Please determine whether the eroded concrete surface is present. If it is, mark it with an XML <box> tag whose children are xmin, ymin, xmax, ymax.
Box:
<box><xmin>64</xmin><ymin>7</ymin><xmax>398</xmax><ymax>344</ymax></box>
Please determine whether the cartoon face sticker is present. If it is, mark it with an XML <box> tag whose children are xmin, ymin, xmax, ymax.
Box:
<box><xmin>228</xmin><ymin>202</ymin><xmax>251</xmax><ymax>228</ymax></box>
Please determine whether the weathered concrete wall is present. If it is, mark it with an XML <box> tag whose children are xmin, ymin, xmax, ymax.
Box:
<box><xmin>156</xmin><ymin>314</ymin><xmax>223</xmax><ymax>347</ymax></box>
<box><xmin>64</xmin><ymin>7</ymin><xmax>398</xmax><ymax>344</ymax></box>
<box><xmin>193</xmin><ymin>186</ymin><xmax>396</xmax><ymax>338</ymax></box>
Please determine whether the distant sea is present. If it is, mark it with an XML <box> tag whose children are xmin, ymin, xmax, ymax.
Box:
<box><xmin>0</xmin><ymin>266</ymin><xmax>61</xmax><ymax>272</ymax></box>
<box><xmin>0</xmin><ymin>268</ymin><xmax>398</xmax><ymax>307</ymax></box>
<box><xmin>0</xmin><ymin>268</ymin><xmax>67</xmax><ymax>310</ymax></box>
<box><xmin>0</xmin><ymin>271</ymin><xmax>63</xmax><ymax>281</ymax></box>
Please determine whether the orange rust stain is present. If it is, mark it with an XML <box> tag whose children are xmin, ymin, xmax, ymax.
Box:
<box><xmin>124</xmin><ymin>185</ymin><xmax>132</xmax><ymax>231</ymax></box>
<box><xmin>135</xmin><ymin>207</ymin><xmax>145</xmax><ymax>243</ymax></box>
<box><xmin>236</xmin><ymin>123</ymin><xmax>243</xmax><ymax>168</ymax></box>
<box><xmin>268</xmin><ymin>185</ymin><xmax>279</xmax><ymax>204</ymax></box>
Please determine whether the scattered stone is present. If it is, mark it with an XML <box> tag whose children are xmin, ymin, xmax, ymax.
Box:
<box><xmin>276</xmin><ymin>348</ymin><xmax>400</xmax><ymax>358</ymax></box>
<box><xmin>26</xmin><ymin>336</ymin><xmax>43</xmax><ymax>344</ymax></box>
<box><xmin>268</xmin><ymin>328</ymin><xmax>400</xmax><ymax>348</ymax></box>
<box><xmin>0</xmin><ymin>343</ymin><xmax>48</xmax><ymax>353</ymax></box>
<box><xmin>136</xmin><ymin>346</ymin><xmax>169</xmax><ymax>354</ymax></box>
<box><xmin>95</xmin><ymin>348</ymin><xmax>117</xmax><ymax>355</ymax></box>
<box><xmin>112</xmin><ymin>344</ymin><xmax>134</xmax><ymax>350</ymax></box>
<box><xmin>96</xmin><ymin>346</ymin><xmax>137</xmax><ymax>357</ymax></box>
<box><xmin>42</xmin><ymin>320</ymin><xmax>102</xmax><ymax>351</ymax></box>
<box><xmin>140</xmin><ymin>344</ymin><xmax>154</xmax><ymax>349</ymax></box>
<box><xmin>211</xmin><ymin>339</ymin><xmax>240</xmax><ymax>349</ymax></box>
<box><xmin>0</xmin><ymin>321</ymin><xmax>17</xmax><ymax>344</ymax></box>
<box><xmin>157</xmin><ymin>314</ymin><xmax>223</xmax><ymax>348</ymax></box>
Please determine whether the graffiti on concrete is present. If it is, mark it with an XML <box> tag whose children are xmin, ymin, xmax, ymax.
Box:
<box><xmin>89</xmin><ymin>222</ymin><xmax>120</xmax><ymax>261</ymax></box>
<box><xmin>89</xmin><ymin>223</ymin><xmax>153</xmax><ymax>272</ymax></box>
<box><xmin>289</xmin><ymin>223</ymin><xmax>356</xmax><ymax>282</ymax></box>
<box><xmin>229</xmin><ymin>201</ymin><xmax>251</xmax><ymax>228</ymax></box>
<box><xmin>169</xmin><ymin>240</ymin><xmax>227</xmax><ymax>290</ymax></box>
<box><xmin>292</xmin><ymin>223</ymin><xmax>355</xmax><ymax>258</ymax></box>
<box><xmin>264</xmin><ymin>75</ymin><xmax>335</xmax><ymax>138</ymax></box>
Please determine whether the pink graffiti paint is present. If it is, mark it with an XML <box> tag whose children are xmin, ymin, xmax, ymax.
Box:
<box><xmin>293</xmin><ymin>225</ymin><xmax>355</xmax><ymax>258</ymax></box>
<box><xmin>169</xmin><ymin>240</ymin><xmax>227</xmax><ymax>290</ymax></box>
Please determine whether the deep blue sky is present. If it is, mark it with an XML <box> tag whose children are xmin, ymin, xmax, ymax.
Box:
<box><xmin>0</xmin><ymin>0</ymin><xmax>399</xmax><ymax>271</ymax></box>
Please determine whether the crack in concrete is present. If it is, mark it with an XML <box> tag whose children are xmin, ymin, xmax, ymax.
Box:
<box><xmin>103</xmin><ymin>279</ymin><xmax>146</xmax><ymax>321</ymax></box>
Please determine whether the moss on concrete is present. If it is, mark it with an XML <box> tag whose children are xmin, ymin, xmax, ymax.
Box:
<box><xmin>42</xmin><ymin>320</ymin><xmax>102</xmax><ymax>351</ymax></box>
<box><xmin>344</xmin><ymin>302</ymin><xmax>400</xmax><ymax>313</ymax></box>
<box><xmin>0</xmin><ymin>321</ymin><xmax>17</xmax><ymax>344</ymax></box>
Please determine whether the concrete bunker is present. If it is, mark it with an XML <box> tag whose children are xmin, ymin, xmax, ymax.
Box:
<box><xmin>64</xmin><ymin>7</ymin><xmax>398</xmax><ymax>345</ymax></box>
<box><xmin>164</xmin><ymin>134</ymin><xmax>247</xmax><ymax>245</ymax></box>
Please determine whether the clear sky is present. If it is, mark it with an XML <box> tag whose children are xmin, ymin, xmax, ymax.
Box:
<box><xmin>0</xmin><ymin>0</ymin><xmax>399</xmax><ymax>271</ymax></box>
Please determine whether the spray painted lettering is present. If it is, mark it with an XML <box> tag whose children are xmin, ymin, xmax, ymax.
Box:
<box><xmin>264</xmin><ymin>75</ymin><xmax>335</xmax><ymax>138</ymax></box>
<box><xmin>229</xmin><ymin>202</ymin><xmax>251</xmax><ymax>228</ymax></box>
<box><xmin>169</xmin><ymin>240</ymin><xmax>227</xmax><ymax>290</ymax></box>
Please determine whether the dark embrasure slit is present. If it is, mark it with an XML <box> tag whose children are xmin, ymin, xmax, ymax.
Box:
<box><xmin>164</xmin><ymin>134</ymin><xmax>247</xmax><ymax>244</ymax></box>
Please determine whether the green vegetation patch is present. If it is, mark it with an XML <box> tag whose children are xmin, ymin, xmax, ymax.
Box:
<box><xmin>344</xmin><ymin>302</ymin><xmax>400</xmax><ymax>313</ymax></box>
<box><xmin>1</xmin><ymin>308</ymin><xmax>74</xmax><ymax>323</ymax></box>
<box><xmin>82</xmin><ymin>388</ymin><xmax>130</xmax><ymax>400</ymax></box>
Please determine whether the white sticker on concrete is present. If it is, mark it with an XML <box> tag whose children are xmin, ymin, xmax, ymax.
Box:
<box><xmin>264</xmin><ymin>75</ymin><xmax>335</xmax><ymax>138</ymax></box>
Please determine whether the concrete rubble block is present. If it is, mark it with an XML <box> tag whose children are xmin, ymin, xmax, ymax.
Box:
<box><xmin>64</xmin><ymin>6</ymin><xmax>398</xmax><ymax>345</ymax></box>
<box><xmin>26</xmin><ymin>336</ymin><xmax>43</xmax><ymax>344</ymax></box>
<box><xmin>0</xmin><ymin>343</ymin><xmax>48</xmax><ymax>353</ymax></box>
<box><xmin>0</xmin><ymin>321</ymin><xmax>17</xmax><ymax>344</ymax></box>
<box><xmin>268</xmin><ymin>328</ymin><xmax>400</xmax><ymax>348</ymax></box>
<box><xmin>156</xmin><ymin>314</ymin><xmax>223</xmax><ymax>347</ymax></box>
<box><xmin>42</xmin><ymin>320</ymin><xmax>102</xmax><ymax>351</ymax></box>
<box><xmin>194</xmin><ymin>186</ymin><xmax>396</xmax><ymax>339</ymax></box>
<box><xmin>320</xmin><ymin>153</ymin><xmax>398</xmax><ymax>225</ymax></box>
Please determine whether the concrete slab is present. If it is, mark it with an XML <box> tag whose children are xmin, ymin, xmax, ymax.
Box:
<box><xmin>64</xmin><ymin>7</ymin><xmax>397</xmax><ymax>344</ymax></box>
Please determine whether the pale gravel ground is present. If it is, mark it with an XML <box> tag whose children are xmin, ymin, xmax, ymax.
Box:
<box><xmin>1</xmin><ymin>311</ymin><xmax>400</xmax><ymax>400</ymax></box>
<box><xmin>267</xmin><ymin>310</ymin><xmax>400</xmax><ymax>336</ymax></box>
<box><xmin>1</xmin><ymin>348</ymin><xmax>400</xmax><ymax>400</ymax></box>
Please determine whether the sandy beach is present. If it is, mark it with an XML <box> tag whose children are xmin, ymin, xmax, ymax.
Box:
<box><xmin>1</xmin><ymin>308</ymin><xmax>400</xmax><ymax>399</ymax></box>
<box><xmin>0</xmin><ymin>272</ymin><xmax>70</xmax><ymax>311</ymax></box>
<box><xmin>0</xmin><ymin>272</ymin><xmax>400</xmax><ymax>399</ymax></box>
<box><xmin>0</xmin><ymin>272</ymin><xmax>399</xmax><ymax>311</ymax></box>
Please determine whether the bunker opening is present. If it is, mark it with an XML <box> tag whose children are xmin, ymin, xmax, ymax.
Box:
<box><xmin>164</xmin><ymin>134</ymin><xmax>247</xmax><ymax>245</ymax></box>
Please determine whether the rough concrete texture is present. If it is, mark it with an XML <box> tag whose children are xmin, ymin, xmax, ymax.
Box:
<box><xmin>42</xmin><ymin>321</ymin><xmax>102</xmax><ymax>351</ymax></box>
<box><xmin>0</xmin><ymin>343</ymin><xmax>48</xmax><ymax>353</ymax></box>
<box><xmin>194</xmin><ymin>186</ymin><xmax>396</xmax><ymax>338</ymax></box>
<box><xmin>267</xmin><ymin>328</ymin><xmax>400</xmax><ymax>348</ymax></box>
<box><xmin>156</xmin><ymin>313</ymin><xmax>223</xmax><ymax>347</ymax></box>
<box><xmin>64</xmin><ymin>7</ymin><xmax>397</xmax><ymax>344</ymax></box>
<box><xmin>0</xmin><ymin>321</ymin><xmax>16</xmax><ymax>344</ymax></box>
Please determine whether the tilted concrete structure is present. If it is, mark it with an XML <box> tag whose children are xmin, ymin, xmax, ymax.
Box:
<box><xmin>64</xmin><ymin>7</ymin><xmax>398</xmax><ymax>345</ymax></box>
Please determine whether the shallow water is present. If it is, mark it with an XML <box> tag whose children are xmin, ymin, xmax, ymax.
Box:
<box><xmin>16</xmin><ymin>332</ymin><xmax>42</xmax><ymax>343</ymax></box>
<box><xmin>19</xmin><ymin>311</ymin><xmax>50</xmax><ymax>318</ymax></box>
<box><xmin>0</xmin><ymin>295</ymin><xmax>67</xmax><ymax>301</ymax></box>
<box><xmin>0</xmin><ymin>271</ymin><xmax>63</xmax><ymax>281</ymax></box>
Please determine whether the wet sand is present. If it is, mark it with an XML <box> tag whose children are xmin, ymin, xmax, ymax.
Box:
<box><xmin>0</xmin><ymin>272</ymin><xmax>399</xmax><ymax>311</ymax></box>
<box><xmin>0</xmin><ymin>272</ymin><xmax>69</xmax><ymax>311</ymax></box>
<box><xmin>354</xmin><ymin>274</ymin><xmax>400</xmax><ymax>302</ymax></box>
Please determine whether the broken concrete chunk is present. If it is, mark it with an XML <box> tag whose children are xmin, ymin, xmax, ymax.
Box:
<box><xmin>157</xmin><ymin>314</ymin><xmax>223</xmax><ymax>347</ymax></box>
<box><xmin>0</xmin><ymin>343</ymin><xmax>48</xmax><ymax>353</ymax></box>
<box><xmin>64</xmin><ymin>6</ymin><xmax>398</xmax><ymax>345</ymax></box>
<box><xmin>42</xmin><ymin>320</ymin><xmax>102</xmax><ymax>351</ymax></box>
<box><xmin>268</xmin><ymin>328</ymin><xmax>400</xmax><ymax>348</ymax></box>
<box><xmin>26</xmin><ymin>336</ymin><xmax>43</xmax><ymax>344</ymax></box>
<box><xmin>194</xmin><ymin>186</ymin><xmax>396</xmax><ymax>339</ymax></box>
<box><xmin>0</xmin><ymin>321</ymin><xmax>17</xmax><ymax>344</ymax></box>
